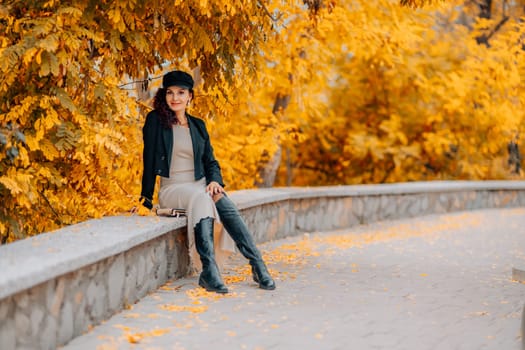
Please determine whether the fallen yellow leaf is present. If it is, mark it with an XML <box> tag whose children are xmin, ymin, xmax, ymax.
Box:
<box><xmin>126</xmin><ymin>333</ymin><xmax>142</xmax><ymax>344</ymax></box>
<box><xmin>150</xmin><ymin>328</ymin><xmax>170</xmax><ymax>337</ymax></box>
<box><xmin>159</xmin><ymin>303</ymin><xmax>209</xmax><ymax>313</ymax></box>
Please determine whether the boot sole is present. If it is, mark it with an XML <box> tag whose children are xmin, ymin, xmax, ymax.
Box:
<box><xmin>253</xmin><ymin>273</ymin><xmax>276</xmax><ymax>290</ymax></box>
<box><xmin>199</xmin><ymin>281</ymin><xmax>229</xmax><ymax>294</ymax></box>
<box><xmin>259</xmin><ymin>284</ymin><xmax>276</xmax><ymax>290</ymax></box>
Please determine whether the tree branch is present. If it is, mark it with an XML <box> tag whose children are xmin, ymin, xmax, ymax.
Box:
<box><xmin>39</xmin><ymin>190</ymin><xmax>63</xmax><ymax>226</ymax></box>
<box><xmin>118</xmin><ymin>75</ymin><xmax>162</xmax><ymax>89</ymax></box>
<box><xmin>476</xmin><ymin>15</ymin><xmax>510</xmax><ymax>45</ymax></box>
<box><xmin>257</xmin><ymin>1</ymin><xmax>281</xmax><ymax>22</ymax></box>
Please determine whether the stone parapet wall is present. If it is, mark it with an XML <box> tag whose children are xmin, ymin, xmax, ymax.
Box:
<box><xmin>0</xmin><ymin>217</ymin><xmax>191</xmax><ymax>350</ymax></box>
<box><xmin>242</xmin><ymin>190</ymin><xmax>525</xmax><ymax>242</ymax></box>
<box><xmin>1</xmin><ymin>181</ymin><xmax>525</xmax><ymax>349</ymax></box>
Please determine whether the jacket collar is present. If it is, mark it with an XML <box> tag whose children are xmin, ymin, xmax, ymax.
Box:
<box><xmin>161</xmin><ymin>113</ymin><xmax>203</xmax><ymax>164</ymax></box>
<box><xmin>187</xmin><ymin>114</ymin><xmax>203</xmax><ymax>158</ymax></box>
<box><xmin>162</xmin><ymin>122</ymin><xmax>172</xmax><ymax>163</ymax></box>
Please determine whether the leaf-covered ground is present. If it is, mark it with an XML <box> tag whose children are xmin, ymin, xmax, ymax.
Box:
<box><xmin>63</xmin><ymin>208</ymin><xmax>525</xmax><ymax>349</ymax></box>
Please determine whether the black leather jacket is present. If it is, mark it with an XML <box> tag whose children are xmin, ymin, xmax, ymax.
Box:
<box><xmin>140</xmin><ymin>110</ymin><xmax>224</xmax><ymax>209</ymax></box>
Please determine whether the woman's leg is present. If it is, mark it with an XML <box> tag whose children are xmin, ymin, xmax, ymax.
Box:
<box><xmin>161</xmin><ymin>184</ymin><xmax>228</xmax><ymax>294</ymax></box>
<box><xmin>192</xmin><ymin>192</ymin><xmax>228</xmax><ymax>293</ymax></box>
<box><xmin>213</xmin><ymin>193</ymin><xmax>276</xmax><ymax>290</ymax></box>
<box><xmin>194</xmin><ymin>216</ymin><xmax>228</xmax><ymax>294</ymax></box>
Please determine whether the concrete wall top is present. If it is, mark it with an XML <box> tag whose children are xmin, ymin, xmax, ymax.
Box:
<box><xmin>0</xmin><ymin>216</ymin><xmax>186</xmax><ymax>300</ymax></box>
<box><xmin>231</xmin><ymin>180</ymin><xmax>525</xmax><ymax>209</ymax></box>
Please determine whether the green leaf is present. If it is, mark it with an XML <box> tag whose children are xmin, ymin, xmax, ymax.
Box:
<box><xmin>53</xmin><ymin>88</ymin><xmax>77</xmax><ymax>112</ymax></box>
<box><xmin>94</xmin><ymin>83</ymin><xmax>106</xmax><ymax>99</ymax></box>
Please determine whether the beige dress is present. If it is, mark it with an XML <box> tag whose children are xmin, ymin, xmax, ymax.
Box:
<box><xmin>158</xmin><ymin>125</ymin><xmax>235</xmax><ymax>271</ymax></box>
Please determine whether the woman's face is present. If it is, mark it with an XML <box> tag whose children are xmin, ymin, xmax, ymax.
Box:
<box><xmin>165</xmin><ymin>86</ymin><xmax>191</xmax><ymax>114</ymax></box>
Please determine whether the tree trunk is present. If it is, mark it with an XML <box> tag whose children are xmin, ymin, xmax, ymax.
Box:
<box><xmin>255</xmin><ymin>93</ymin><xmax>290</xmax><ymax>188</ymax></box>
<box><xmin>257</xmin><ymin>145</ymin><xmax>282</xmax><ymax>188</ymax></box>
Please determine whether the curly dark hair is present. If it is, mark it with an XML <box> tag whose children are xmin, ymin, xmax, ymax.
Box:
<box><xmin>153</xmin><ymin>87</ymin><xmax>194</xmax><ymax>129</ymax></box>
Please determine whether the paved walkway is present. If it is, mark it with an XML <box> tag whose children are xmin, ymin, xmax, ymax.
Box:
<box><xmin>63</xmin><ymin>208</ymin><xmax>525</xmax><ymax>350</ymax></box>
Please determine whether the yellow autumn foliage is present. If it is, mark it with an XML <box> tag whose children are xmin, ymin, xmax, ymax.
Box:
<box><xmin>1</xmin><ymin>0</ymin><xmax>524</xmax><ymax>242</ymax></box>
<box><xmin>0</xmin><ymin>0</ymin><xmax>272</xmax><ymax>242</ymax></box>
<box><xmin>267</xmin><ymin>0</ymin><xmax>525</xmax><ymax>185</ymax></box>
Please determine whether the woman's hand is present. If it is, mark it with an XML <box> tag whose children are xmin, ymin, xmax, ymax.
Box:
<box><xmin>206</xmin><ymin>181</ymin><xmax>224</xmax><ymax>196</ymax></box>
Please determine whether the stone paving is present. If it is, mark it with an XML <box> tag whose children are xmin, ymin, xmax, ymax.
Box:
<box><xmin>62</xmin><ymin>208</ymin><xmax>525</xmax><ymax>350</ymax></box>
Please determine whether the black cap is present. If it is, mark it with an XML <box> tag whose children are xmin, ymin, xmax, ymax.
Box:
<box><xmin>162</xmin><ymin>70</ymin><xmax>194</xmax><ymax>89</ymax></box>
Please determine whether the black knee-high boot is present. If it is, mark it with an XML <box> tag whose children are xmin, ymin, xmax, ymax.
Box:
<box><xmin>194</xmin><ymin>217</ymin><xmax>228</xmax><ymax>294</ymax></box>
<box><xmin>215</xmin><ymin>196</ymin><xmax>276</xmax><ymax>290</ymax></box>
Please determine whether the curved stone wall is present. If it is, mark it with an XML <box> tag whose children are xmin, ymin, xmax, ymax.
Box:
<box><xmin>1</xmin><ymin>181</ymin><xmax>525</xmax><ymax>349</ymax></box>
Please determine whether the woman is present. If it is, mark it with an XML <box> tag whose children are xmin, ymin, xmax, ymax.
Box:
<box><xmin>140</xmin><ymin>70</ymin><xmax>276</xmax><ymax>294</ymax></box>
